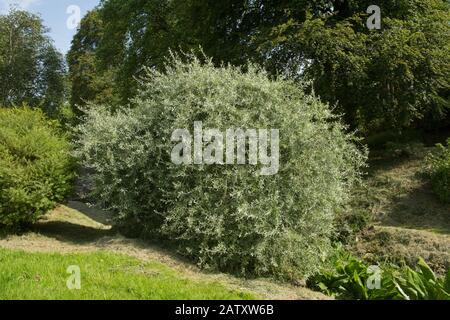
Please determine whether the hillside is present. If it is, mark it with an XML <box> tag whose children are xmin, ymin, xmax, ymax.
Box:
<box><xmin>349</xmin><ymin>143</ymin><xmax>450</xmax><ymax>274</ymax></box>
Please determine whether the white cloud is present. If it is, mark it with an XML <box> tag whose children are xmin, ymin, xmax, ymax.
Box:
<box><xmin>0</xmin><ymin>0</ymin><xmax>41</xmax><ymax>13</ymax></box>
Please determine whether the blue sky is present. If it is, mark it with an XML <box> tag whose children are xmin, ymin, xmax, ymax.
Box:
<box><xmin>0</xmin><ymin>0</ymin><xmax>100</xmax><ymax>54</ymax></box>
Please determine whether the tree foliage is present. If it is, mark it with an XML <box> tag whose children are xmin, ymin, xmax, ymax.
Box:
<box><xmin>67</xmin><ymin>9</ymin><xmax>116</xmax><ymax>115</ymax></box>
<box><xmin>259</xmin><ymin>0</ymin><xmax>450</xmax><ymax>132</ymax></box>
<box><xmin>69</xmin><ymin>0</ymin><xmax>449</xmax><ymax>133</ymax></box>
<box><xmin>0</xmin><ymin>9</ymin><xmax>66</xmax><ymax>115</ymax></box>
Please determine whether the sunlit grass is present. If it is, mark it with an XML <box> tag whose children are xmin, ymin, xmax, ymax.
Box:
<box><xmin>0</xmin><ymin>248</ymin><xmax>257</xmax><ymax>300</ymax></box>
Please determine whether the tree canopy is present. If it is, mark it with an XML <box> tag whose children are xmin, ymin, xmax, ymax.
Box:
<box><xmin>67</xmin><ymin>9</ymin><xmax>116</xmax><ymax>115</ymax></box>
<box><xmin>67</xmin><ymin>0</ymin><xmax>450</xmax><ymax>133</ymax></box>
<box><xmin>0</xmin><ymin>9</ymin><xmax>66</xmax><ymax>115</ymax></box>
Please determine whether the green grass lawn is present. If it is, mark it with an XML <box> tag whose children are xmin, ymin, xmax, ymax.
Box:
<box><xmin>0</xmin><ymin>248</ymin><xmax>256</xmax><ymax>300</ymax></box>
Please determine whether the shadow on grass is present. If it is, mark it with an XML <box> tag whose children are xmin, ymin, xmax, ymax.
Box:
<box><xmin>30</xmin><ymin>220</ymin><xmax>114</xmax><ymax>245</ymax></box>
<box><xmin>367</xmin><ymin>145</ymin><xmax>428</xmax><ymax>177</ymax></box>
<box><xmin>0</xmin><ymin>203</ymin><xmax>195</xmax><ymax>273</ymax></box>
<box><xmin>66</xmin><ymin>200</ymin><xmax>111</xmax><ymax>225</ymax></box>
<box><xmin>379</xmin><ymin>182</ymin><xmax>450</xmax><ymax>234</ymax></box>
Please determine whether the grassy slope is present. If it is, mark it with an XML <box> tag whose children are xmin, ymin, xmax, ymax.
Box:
<box><xmin>348</xmin><ymin>143</ymin><xmax>450</xmax><ymax>274</ymax></box>
<box><xmin>0</xmin><ymin>248</ymin><xmax>255</xmax><ymax>300</ymax></box>
<box><xmin>0</xmin><ymin>204</ymin><xmax>329</xmax><ymax>300</ymax></box>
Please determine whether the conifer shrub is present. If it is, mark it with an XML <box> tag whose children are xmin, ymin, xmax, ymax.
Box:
<box><xmin>0</xmin><ymin>107</ymin><xmax>74</xmax><ymax>227</ymax></box>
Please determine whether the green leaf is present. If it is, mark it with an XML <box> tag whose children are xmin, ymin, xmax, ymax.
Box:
<box><xmin>353</xmin><ymin>270</ymin><xmax>368</xmax><ymax>300</ymax></box>
<box><xmin>444</xmin><ymin>269</ymin><xmax>450</xmax><ymax>293</ymax></box>
<box><xmin>417</xmin><ymin>257</ymin><xmax>436</xmax><ymax>282</ymax></box>
<box><xmin>394</xmin><ymin>280</ymin><xmax>411</xmax><ymax>300</ymax></box>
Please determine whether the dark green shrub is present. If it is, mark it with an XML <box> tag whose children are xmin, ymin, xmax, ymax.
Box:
<box><xmin>76</xmin><ymin>55</ymin><xmax>367</xmax><ymax>279</ymax></box>
<box><xmin>0</xmin><ymin>107</ymin><xmax>74</xmax><ymax>227</ymax></box>
<box><xmin>308</xmin><ymin>251</ymin><xmax>450</xmax><ymax>300</ymax></box>
<box><xmin>55</xmin><ymin>103</ymin><xmax>76</xmax><ymax>131</ymax></box>
<box><xmin>426</xmin><ymin>138</ymin><xmax>450</xmax><ymax>203</ymax></box>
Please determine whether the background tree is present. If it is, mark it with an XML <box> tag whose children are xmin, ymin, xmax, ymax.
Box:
<box><xmin>258</xmin><ymin>0</ymin><xmax>450</xmax><ymax>133</ymax></box>
<box><xmin>76</xmin><ymin>0</ymin><xmax>273</xmax><ymax>104</ymax></box>
<box><xmin>67</xmin><ymin>9</ymin><xmax>117</xmax><ymax>116</ymax></box>
<box><xmin>0</xmin><ymin>9</ymin><xmax>66</xmax><ymax>115</ymax></box>
<box><xmin>69</xmin><ymin>0</ymin><xmax>450</xmax><ymax>134</ymax></box>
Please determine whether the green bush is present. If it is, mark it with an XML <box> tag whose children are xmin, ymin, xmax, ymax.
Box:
<box><xmin>308</xmin><ymin>251</ymin><xmax>450</xmax><ymax>300</ymax></box>
<box><xmin>308</xmin><ymin>251</ymin><xmax>380</xmax><ymax>300</ymax></box>
<box><xmin>426</xmin><ymin>138</ymin><xmax>450</xmax><ymax>203</ymax></box>
<box><xmin>55</xmin><ymin>103</ymin><xmax>76</xmax><ymax>131</ymax></box>
<box><xmin>0</xmin><ymin>107</ymin><xmax>74</xmax><ymax>227</ymax></box>
<box><xmin>75</xmin><ymin>55</ymin><xmax>367</xmax><ymax>279</ymax></box>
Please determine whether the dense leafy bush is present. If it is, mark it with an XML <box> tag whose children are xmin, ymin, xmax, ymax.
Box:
<box><xmin>55</xmin><ymin>103</ymin><xmax>76</xmax><ymax>130</ymax></box>
<box><xmin>76</xmin><ymin>55</ymin><xmax>367</xmax><ymax>278</ymax></box>
<box><xmin>0</xmin><ymin>107</ymin><xmax>74</xmax><ymax>227</ymax></box>
<box><xmin>426</xmin><ymin>139</ymin><xmax>450</xmax><ymax>203</ymax></box>
<box><xmin>308</xmin><ymin>251</ymin><xmax>450</xmax><ymax>300</ymax></box>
